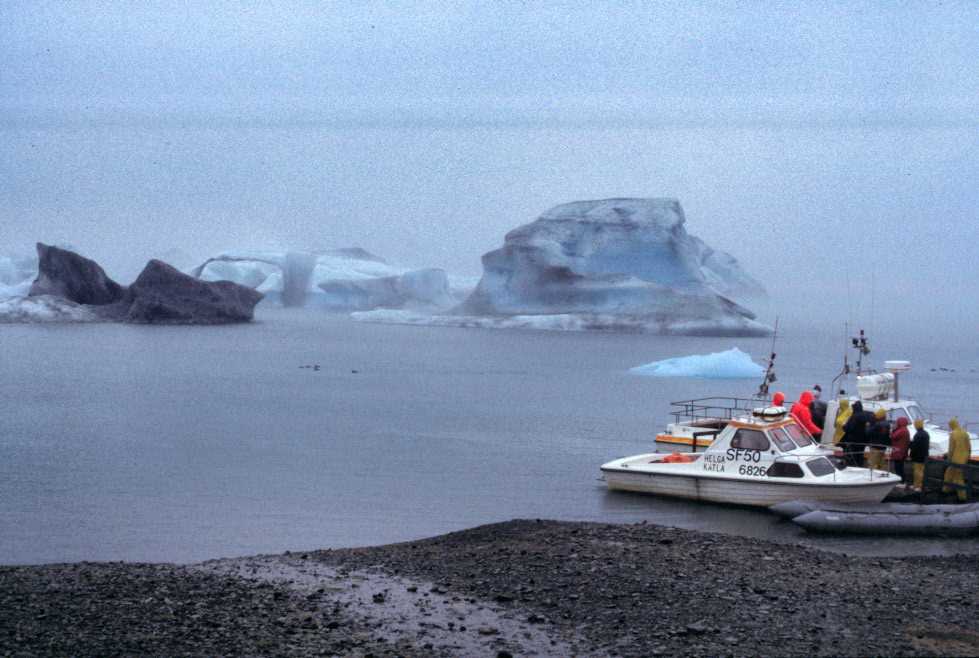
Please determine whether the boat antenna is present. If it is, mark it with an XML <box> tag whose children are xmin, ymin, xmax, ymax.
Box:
<box><xmin>756</xmin><ymin>316</ymin><xmax>779</xmax><ymax>399</ymax></box>
<box><xmin>851</xmin><ymin>328</ymin><xmax>871</xmax><ymax>375</ymax></box>
<box><xmin>830</xmin><ymin>321</ymin><xmax>851</xmax><ymax>396</ymax></box>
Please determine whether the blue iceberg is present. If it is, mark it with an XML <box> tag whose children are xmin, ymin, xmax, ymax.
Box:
<box><xmin>630</xmin><ymin>348</ymin><xmax>764</xmax><ymax>379</ymax></box>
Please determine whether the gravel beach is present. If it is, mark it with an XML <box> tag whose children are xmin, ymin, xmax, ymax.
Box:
<box><xmin>3</xmin><ymin>519</ymin><xmax>978</xmax><ymax>657</ymax></box>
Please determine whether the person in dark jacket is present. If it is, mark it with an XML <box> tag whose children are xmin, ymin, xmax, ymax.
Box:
<box><xmin>889</xmin><ymin>416</ymin><xmax>911</xmax><ymax>482</ymax></box>
<box><xmin>841</xmin><ymin>400</ymin><xmax>872</xmax><ymax>467</ymax></box>
<box><xmin>810</xmin><ymin>384</ymin><xmax>828</xmax><ymax>430</ymax></box>
<box><xmin>909</xmin><ymin>418</ymin><xmax>930</xmax><ymax>491</ymax></box>
<box><xmin>867</xmin><ymin>408</ymin><xmax>892</xmax><ymax>471</ymax></box>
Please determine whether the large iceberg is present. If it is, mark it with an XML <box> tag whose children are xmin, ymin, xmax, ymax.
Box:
<box><xmin>359</xmin><ymin>198</ymin><xmax>770</xmax><ymax>335</ymax></box>
<box><xmin>192</xmin><ymin>248</ymin><xmax>461</xmax><ymax>311</ymax></box>
<box><xmin>630</xmin><ymin>348</ymin><xmax>764</xmax><ymax>379</ymax></box>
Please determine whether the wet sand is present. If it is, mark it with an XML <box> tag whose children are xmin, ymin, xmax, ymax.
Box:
<box><xmin>2</xmin><ymin>519</ymin><xmax>978</xmax><ymax>657</ymax></box>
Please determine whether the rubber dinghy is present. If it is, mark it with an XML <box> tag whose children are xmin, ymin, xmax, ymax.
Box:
<box><xmin>769</xmin><ymin>499</ymin><xmax>979</xmax><ymax>519</ymax></box>
<box><xmin>785</xmin><ymin>503</ymin><xmax>979</xmax><ymax>537</ymax></box>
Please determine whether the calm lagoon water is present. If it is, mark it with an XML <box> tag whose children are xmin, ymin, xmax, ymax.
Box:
<box><xmin>2</xmin><ymin>309</ymin><xmax>977</xmax><ymax>565</ymax></box>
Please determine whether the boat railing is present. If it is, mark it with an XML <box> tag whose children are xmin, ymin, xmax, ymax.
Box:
<box><xmin>669</xmin><ymin>396</ymin><xmax>771</xmax><ymax>424</ymax></box>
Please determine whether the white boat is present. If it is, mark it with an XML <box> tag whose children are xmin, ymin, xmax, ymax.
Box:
<box><xmin>654</xmin><ymin>341</ymin><xmax>979</xmax><ymax>462</ymax></box>
<box><xmin>821</xmin><ymin>363</ymin><xmax>979</xmax><ymax>460</ymax></box>
<box><xmin>602</xmin><ymin>408</ymin><xmax>900</xmax><ymax>507</ymax></box>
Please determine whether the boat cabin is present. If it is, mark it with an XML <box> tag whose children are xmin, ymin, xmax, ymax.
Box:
<box><xmin>693</xmin><ymin>409</ymin><xmax>840</xmax><ymax>478</ymax></box>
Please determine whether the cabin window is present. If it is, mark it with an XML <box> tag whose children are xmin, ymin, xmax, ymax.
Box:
<box><xmin>806</xmin><ymin>458</ymin><xmax>836</xmax><ymax>477</ymax></box>
<box><xmin>767</xmin><ymin>428</ymin><xmax>796</xmax><ymax>452</ymax></box>
<box><xmin>731</xmin><ymin>429</ymin><xmax>770</xmax><ymax>451</ymax></box>
<box><xmin>767</xmin><ymin>461</ymin><xmax>804</xmax><ymax>478</ymax></box>
<box><xmin>887</xmin><ymin>408</ymin><xmax>909</xmax><ymax>423</ymax></box>
<box><xmin>783</xmin><ymin>423</ymin><xmax>813</xmax><ymax>447</ymax></box>
<box><xmin>889</xmin><ymin>406</ymin><xmax>924</xmax><ymax>423</ymax></box>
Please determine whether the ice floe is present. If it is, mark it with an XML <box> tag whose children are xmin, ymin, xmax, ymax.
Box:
<box><xmin>629</xmin><ymin>348</ymin><xmax>764</xmax><ymax>379</ymax></box>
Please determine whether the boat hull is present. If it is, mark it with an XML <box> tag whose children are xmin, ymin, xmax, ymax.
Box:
<box><xmin>601</xmin><ymin>468</ymin><xmax>897</xmax><ymax>507</ymax></box>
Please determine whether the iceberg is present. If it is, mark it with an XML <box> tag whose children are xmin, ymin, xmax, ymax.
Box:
<box><xmin>356</xmin><ymin>198</ymin><xmax>770</xmax><ymax>335</ymax></box>
<box><xmin>0</xmin><ymin>244</ymin><xmax>263</xmax><ymax>324</ymax></box>
<box><xmin>193</xmin><ymin>248</ymin><xmax>459</xmax><ymax>311</ymax></box>
<box><xmin>0</xmin><ymin>252</ymin><xmax>39</xmax><ymax>300</ymax></box>
<box><xmin>0</xmin><ymin>295</ymin><xmax>98</xmax><ymax>323</ymax></box>
<box><xmin>629</xmin><ymin>348</ymin><xmax>764</xmax><ymax>379</ymax></box>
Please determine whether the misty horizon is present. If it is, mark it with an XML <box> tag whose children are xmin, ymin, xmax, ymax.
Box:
<box><xmin>2</xmin><ymin>2</ymin><xmax>977</xmax><ymax>334</ymax></box>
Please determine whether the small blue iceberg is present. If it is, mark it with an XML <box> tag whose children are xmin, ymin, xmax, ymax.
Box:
<box><xmin>630</xmin><ymin>348</ymin><xmax>764</xmax><ymax>379</ymax></box>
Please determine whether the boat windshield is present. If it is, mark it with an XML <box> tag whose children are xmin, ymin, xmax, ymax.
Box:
<box><xmin>782</xmin><ymin>423</ymin><xmax>814</xmax><ymax>447</ymax></box>
<box><xmin>887</xmin><ymin>405</ymin><xmax>925</xmax><ymax>423</ymax></box>
<box><xmin>767</xmin><ymin>428</ymin><xmax>796</xmax><ymax>452</ymax></box>
<box><xmin>731</xmin><ymin>429</ymin><xmax>770</xmax><ymax>451</ymax></box>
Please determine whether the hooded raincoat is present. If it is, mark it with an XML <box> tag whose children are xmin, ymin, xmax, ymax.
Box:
<box><xmin>948</xmin><ymin>419</ymin><xmax>971</xmax><ymax>465</ymax></box>
<box><xmin>890</xmin><ymin>417</ymin><xmax>911</xmax><ymax>461</ymax></box>
<box><xmin>943</xmin><ymin>418</ymin><xmax>971</xmax><ymax>501</ymax></box>
<box><xmin>833</xmin><ymin>400</ymin><xmax>852</xmax><ymax>444</ymax></box>
<box><xmin>790</xmin><ymin>391</ymin><xmax>822</xmax><ymax>437</ymax></box>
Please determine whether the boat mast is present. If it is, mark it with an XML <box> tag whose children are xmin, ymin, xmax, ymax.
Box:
<box><xmin>852</xmin><ymin>329</ymin><xmax>871</xmax><ymax>375</ymax></box>
<box><xmin>756</xmin><ymin>316</ymin><xmax>779</xmax><ymax>400</ymax></box>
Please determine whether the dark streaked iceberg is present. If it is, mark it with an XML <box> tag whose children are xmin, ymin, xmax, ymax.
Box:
<box><xmin>1</xmin><ymin>243</ymin><xmax>262</xmax><ymax>324</ymax></box>
<box><xmin>29</xmin><ymin>243</ymin><xmax>125</xmax><ymax>305</ymax></box>
<box><xmin>124</xmin><ymin>260</ymin><xmax>264</xmax><ymax>324</ymax></box>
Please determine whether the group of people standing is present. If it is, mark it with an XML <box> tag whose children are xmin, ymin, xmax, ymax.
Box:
<box><xmin>833</xmin><ymin>400</ymin><xmax>932</xmax><ymax>490</ymax></box>
<box><xmin>773</xmin><ymin>387</ymin><xmax>971</xmax><ymax>500</ymax></box>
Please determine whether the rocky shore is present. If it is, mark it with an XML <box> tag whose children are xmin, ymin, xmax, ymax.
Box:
<box><xmin>3</xmin><ymin>519</ymin><xmax>978</xmax><ymax>657</ymax></box>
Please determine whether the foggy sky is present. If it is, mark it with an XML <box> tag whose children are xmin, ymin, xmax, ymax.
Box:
<box><xmin>1</xmin><ymin>1</ymin><xmax>977</xmax><ymax>334</ymax></box>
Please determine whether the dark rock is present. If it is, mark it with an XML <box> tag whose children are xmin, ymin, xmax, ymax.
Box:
<box><xmin>29</xmin><ymin>243</ymin><xmax>125</xmax><ymax>305</ymax></box>
<box><xmin>124</xmin><ymin>260</ymin><xmax>263</xmax><ymax>324</ymax></box>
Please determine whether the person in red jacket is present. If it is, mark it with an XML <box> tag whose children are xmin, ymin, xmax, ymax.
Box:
<box><xmin>772</xmin><ymin>391</ymin><xmax>785</xmax><ymax>407</ymax></box>
<box><xmin>790</xmin><ymin>391</ymin><xmax>822</xmax><ymax>439</ymax></box>
<box><xmin>889</xmin><ymin>416</ymin><xmax>911</xmax><ymax>483</ymax></box>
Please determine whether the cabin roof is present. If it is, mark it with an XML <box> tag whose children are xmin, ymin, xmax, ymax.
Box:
<box><xmin>727</xmin><ymin>417</ymin><xmax>797</xmax><ymax>431</ymax></box>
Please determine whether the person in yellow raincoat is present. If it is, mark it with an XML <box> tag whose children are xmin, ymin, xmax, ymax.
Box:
<box><xmin>866</xmin><ymin>408</ymin><xmax>890</xmax><ymax>470</ymax></box>
<box><xmin>832</xmin><ymin>399</ymin><xmax>851</xmax><ymax>445</ymax></box>
<box><xmin>942</xmin><ymin>418</ymin><xmax>971</xmax><ymax>502</ymax></box>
